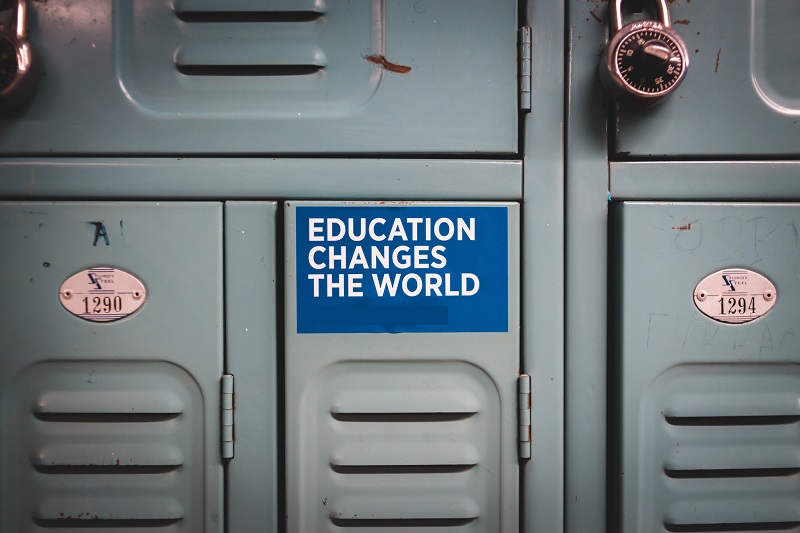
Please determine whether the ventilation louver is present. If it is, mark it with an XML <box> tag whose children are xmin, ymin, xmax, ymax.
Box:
<box><xmin>293</xmin><ymin>360</ymin><xmax>502</xmax><ymax>532</ymax></box>
<box><xmin>115</xmin><ymin>0</ymin><xmax>382</xmax><ymax>117</ymax></box>
<box><xmin>1</xmin><ymin>361</ymin><xmax>205</xmax><ymax>531</ymax></box>
<box><xmin>639</xmin><ymin>365</ymin><xmax>800</xmax><ymax>532</ymax></box>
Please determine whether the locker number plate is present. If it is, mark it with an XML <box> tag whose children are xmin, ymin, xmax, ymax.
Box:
<box><xmin>59</xmin><ymin>267</ymin><xmax>147</xmax><ymax>323</ymax></box>
<box><xmin>693</xmin><ymin>269</ymin><xmax>776</xmax><ymax>324</ymax></box>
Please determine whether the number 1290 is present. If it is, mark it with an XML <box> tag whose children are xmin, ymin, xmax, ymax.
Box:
<box><xmin>83</xmin><ymin>296</ymin><xmax>123</xmax><ymax>314</ymax></box>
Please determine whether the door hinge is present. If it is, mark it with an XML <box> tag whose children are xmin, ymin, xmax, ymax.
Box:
<box><xmin>222</xmin><ymin>374</ymin><xmax>234</xmax><ymax>460</ymax></box>
<box><xmin>519</xmin><ymin>26</ymin><xmax>532</xmax><ymax>112</ymax></box>
<box><xmin>518</xmin><ymin>374</ymin><xmax>531</xmax><ymax>460</ymax></box>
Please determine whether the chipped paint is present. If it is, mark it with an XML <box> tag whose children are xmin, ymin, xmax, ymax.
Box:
<box><xmin>364</xmin><ymin>54</ymin><xmax>412</xmax><ymax>74</ymax></box>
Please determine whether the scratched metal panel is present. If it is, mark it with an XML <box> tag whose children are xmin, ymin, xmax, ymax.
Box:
<box><xmin>0</xmin><ymin>202</ymin><xmax>223</xmax><ymax>532</ymax></box>
<box><xmin>610</xmin><ymin>202</ymin><xmax>800</xmax><ymax>532</ymax></box>
<box><xmin>0</xmin><ymin>0</ymin><xmax>516</xmax><ymax>154</ymax></box>
<box><xmin>613</xmin><ymin>0</ymin><xmax>800</xmax><ymax>157</ymax></box>
<box><xmin>284</xmin><ymin>201</ymin><xmax>520</xmax><ymax>533</ymax></box>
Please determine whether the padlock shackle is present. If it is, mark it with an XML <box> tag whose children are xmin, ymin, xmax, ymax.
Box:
<box><xmin>612</xmin><ymin>0</ymin><xmax>671</xmax><ymax>33</ymax></box>
<box><xmin>15</xmin><ymin>0</ymin><xmax>26</xmax><ymax>40</ymax></box>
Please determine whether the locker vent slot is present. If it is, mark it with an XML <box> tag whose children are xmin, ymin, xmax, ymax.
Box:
<box><xmin>639</xmin><ymin>365</ymin><xmax>800</xmax><ymax>532</ymax></box>
<box><xmin>330</xmin><ymin>463</ymin><xmax>476</xmax><ymax>475</ymax></box>
<box><xmin>175</xmin><ymin>11</ymin><xmax>324</xmax><ymax>23</ymax></box>
<box><xmin>665</xmin><ymin>415</ymin><xmax>800</xmax><ymax>426</ymax></box>
<box><xmin>34</xmin><ymin>412</ymin><xmax>180</xmax><ymax>423</ymax></box>
<box><xmin>663</xmin><ymin>523</ymin><xmax>800</xmax><ymax>532</ymax></box>
<box><xmin>1</xmin><ymin>362</ymin><xmax>205</xmax><ymax>532</ymax></box>
<box><xmin>176</xmin><ymin>64</ymin><xmax>323</xmax><ymax>77</ymax></box>
<box><xmin>330</xmin><ymin>517</ymin><xmax>478</xmax><ymax>528</ymax></box>
<box><xmin>664</xmin><ymin>467</ymin><xmax>800</xmax><ymax>479</ymax></box>
<box><xmin>300</xmin><ymin>361</ymin><xmax>501</xmax><ymax>531</ymax></box>
<box><xmin>33</xmin><ymin>518</ymin><xmax>182</xmax><ymax>529</ymax></box>
<box><xmin>331</xmin><ymin>411</ymin><xmax>476</xmax><ymax>423</ymax></box>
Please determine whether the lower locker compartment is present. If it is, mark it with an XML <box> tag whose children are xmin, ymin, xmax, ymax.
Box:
<box><xmin>611</xmin><ymin>202</ymin><xmax>800</xmax><ymax>533</ymax></box>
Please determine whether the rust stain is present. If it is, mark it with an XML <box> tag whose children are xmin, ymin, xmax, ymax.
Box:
<box><xmin>672</xmin><ymin>223</ymin><xmax>692</xmax><ymax>231</ymax></box>
<box><xmin>364</xmin><ymin>54</ymin><xmax>412</xmax><ymax>74</ymax></box>
<box><xmin>674</xmin><ymin>19</ymin><xmax>690</xmax><ymax>25</ymax></box>
<box><xmin>714</xmin><ymin>48</ymin><xmax>721</xmax><ymax>73</ymax></box>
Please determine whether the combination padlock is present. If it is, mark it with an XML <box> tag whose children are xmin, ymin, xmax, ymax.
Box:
<box><xmin>0</xmin><ymin>0</ymin><xmax>38</xmax><ymax>109</ymax></box>
<box><xmin>599</xmin><ymin>0</ymin><xmax>688</xmax><ymax>107</ymax></box>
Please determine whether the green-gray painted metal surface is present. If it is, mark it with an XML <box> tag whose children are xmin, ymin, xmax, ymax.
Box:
<box><xmin>565</xmin><ymin>0</ymin><xmax>611</xmax><ymax>530</ymax></box>
<box><xmin>612</xmin><ymin>161</ymin><xmax>800</xmax><ymax>201</ymax></box>
<box><xmin>614</xmin><ymin>0</ymin><xmax>800</xmax><ymax>158</ymax></box>
<box><xmin>0</xmin><ymin>202</ymin><xmax>224</xmax><ymax>531</ymax></box>
<box><xmin>611</xmin><ymin>202</ymin><xmax>800</xmax><ymax>532</ymax></box>
<box><xmin>522</xmin><ymin>0</ymin><xmax>566</xmax><ymax>530</ymax></box>
<box><xmin>0</xmin><ymin>159</ymin><xmax>522</xmax><ymax>200</ymax></box>
<box><xmin>1</xmin><ymin>0</ymin><xmax>517</xmax><ymax>155</ymax></box>
<box><xmin>284</xmin><ymin>201</ymin><xmax>520</xmax><ymax>533</ymax></box>
<box><xmin>224</xmin><ymin>202</ymin><xmax>279</xmax><ymax>533</ymax></box>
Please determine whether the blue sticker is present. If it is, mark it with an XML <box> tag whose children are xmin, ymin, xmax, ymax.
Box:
<box><xmin>295</xmin><ymin>205</ymin><xmax>508</xmax><ymax>333</ymax></box>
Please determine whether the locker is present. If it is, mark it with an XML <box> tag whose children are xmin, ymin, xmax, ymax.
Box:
<box><xmin>562</xmin><ymin>0</ymin><xmax>800</xmax><ymax>527</ymax></box>
<box><xmin>610</xmin><ymin>202</ymin><xmax>800</xmax><ymax>532</ymax></box>
<box><xmin>284</xmin><ymin>201</ymin><xmax>521</xmax><ymax>532</ymax></box>
<box><xmin>0</xmin><ymin>202</ymin><xmax>224</xmax><ymax>531</ymax></box>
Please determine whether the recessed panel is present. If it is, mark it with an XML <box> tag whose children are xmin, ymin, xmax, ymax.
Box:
<box><xmin>1</xmin><ymin>361</ymin><xmax>205</xmax><ymax>531</ymax></box>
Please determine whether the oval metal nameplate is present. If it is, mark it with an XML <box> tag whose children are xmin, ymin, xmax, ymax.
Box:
<box><xmin>693</xmin><ymin>268</ymin><xmax>776</xmax><ymax>324</ymax></box>
<box><xmin>59</xmin><ymin>267</ymin><xmax>147</xmax><ymax>323</ymax></box>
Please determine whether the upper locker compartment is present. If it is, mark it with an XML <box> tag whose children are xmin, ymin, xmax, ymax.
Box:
<box><xmin>614</xmin><ymin>0</ymin><xmax>800</xmax><ymax>158</ymax></box>
<box><xmin>0</xmin><ymin>0</ymin><xmax>518</xmax><ymax>155</ymax></box>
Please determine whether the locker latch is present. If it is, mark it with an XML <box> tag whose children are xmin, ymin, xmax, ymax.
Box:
<box><xmin>222</xmin><ymin>374</ymin><xmax>234</xmax><ymax>459</ymax></box>
<box><xmin>518</xmin><ymin>374</ymin><xmax>531</xmax><ymax>460</ymax></box>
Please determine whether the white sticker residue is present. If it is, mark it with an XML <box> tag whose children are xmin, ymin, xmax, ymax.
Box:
<box><xmin>59</xmin><ymin>267</ymin><xmax>147</xmax><ymax>323</ymax></box>
<box><xmin>693</xmin><ymin>268</ymin><xmax>776</xmax><ymax>324</ymax></box>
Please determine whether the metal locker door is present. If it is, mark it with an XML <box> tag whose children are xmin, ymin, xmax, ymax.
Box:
<box><xmin>614</xmin><ymin>0</ymin><xmax>800</xmax><ymax>157</ymax></box>
<box><xmin>284</xmin><ymin>201</ymin><xmax>521</xmax><ymax>533</ymax></box>
<box><xmin>610</xmin><ymin>202</ymin><xmax>800</xmax><ymax>532</ymax></box>
<box><xmin>0</xmin><ymin>202</ymin><xmax>224</xmax><ymax>532</ymax></box>
<box><xmin>0</xmin><ymin>0</ymin><xmax>518</xmax><ymax>155</ymax></box>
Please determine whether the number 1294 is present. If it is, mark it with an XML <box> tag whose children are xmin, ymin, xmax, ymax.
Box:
<box><xmin>718</xmin><ymin>296</ymin><xmax>756</xmax><ymax>316</ymax></box>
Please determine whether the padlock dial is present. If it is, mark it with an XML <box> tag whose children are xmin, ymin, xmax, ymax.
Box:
<box><xmin>0</xmin><ymin>35</ymin><xmax>18</xmax><ymax>91</ymax></box>
<box><xmin>615</xmin><ymin>28</ymin><xmax>685</xmax><ymax>95</ymax></box>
